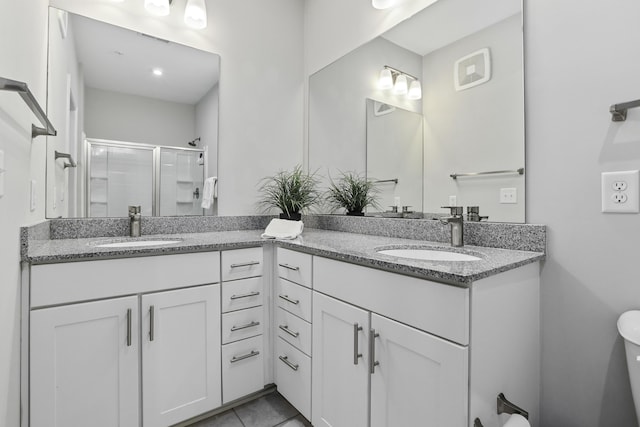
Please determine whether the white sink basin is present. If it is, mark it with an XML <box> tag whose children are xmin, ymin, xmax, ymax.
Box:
<box><xmin>376</xmin><ymin>248</ymin><xmax>481</xmax><ymax>262</ymax></box>
<box><xmin>93</xmin><ymin>239</ymin><xmax>182</xmax><ymax>248</ymax></box>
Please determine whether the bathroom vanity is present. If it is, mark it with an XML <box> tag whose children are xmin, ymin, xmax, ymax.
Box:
<box><xmin>21</xmin><ymin>224</ymin><xmax>543</xmax><ymax>427</ymax></box>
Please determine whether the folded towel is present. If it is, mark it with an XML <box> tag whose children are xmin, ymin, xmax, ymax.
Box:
<box><xmin>201</xmin><ymin>176</ymin><xmax>217</xmax><ymax>209</ymax></box>
<box><xmin>261</xmin><ymin>218</ymin><xmax>304</xmax><ymax>240</ymax></box>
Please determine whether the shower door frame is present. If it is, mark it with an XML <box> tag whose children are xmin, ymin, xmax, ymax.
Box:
<box><xmin>85</xmin><ymin>138</ymin><xmax>208</xmax><ymax>217</ymax></box>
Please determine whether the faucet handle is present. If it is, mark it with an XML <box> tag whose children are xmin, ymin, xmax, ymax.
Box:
<box><xmin>467</xmin><ymin>206</ymin><xmax>479</xmax><ymax>214</ymax></box>
<box><xmin>128</xmin><ymin>205</ymin><xmax>141</xmax><ymax>215</ymax></box>
<box><xmin>441</xmin><ymin>206</ymin><xmax>463</xmax><ymax>216</ymax></box>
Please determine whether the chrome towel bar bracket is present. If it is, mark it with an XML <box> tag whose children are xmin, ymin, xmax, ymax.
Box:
<box><xmin>54</xmin><ymin>151</ymin><xmax>77</xmax><ymax>169</ymax></box>
<box><xmin>610</xmin><ymin>99</ymin><xmax>640</xmax><ymax>122</ymax></box>
<box><xmin>0</xmin><ymin>76</ymin><xmax>57</xmax><ymax>138</ymax></box>
<box><xmin>497</xmin><ymin>392</ymin><xmax>529</xmax><ymax>419</ymax></box>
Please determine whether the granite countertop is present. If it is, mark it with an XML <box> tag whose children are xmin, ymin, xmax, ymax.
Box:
<box><xmin>23</xmin><ymin>228</ymin><xmax>544</xmax><ymax>286</ymax></box>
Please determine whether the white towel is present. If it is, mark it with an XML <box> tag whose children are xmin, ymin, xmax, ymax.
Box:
<box><xmin>261</xmin><ymin>218</ymin><xmax>304</xmax><ymax>240</ymax></box>
<box><xmin>201</xmin><ymin>176</ymin><xmax>217</xmax><ymax>209</ymax></box>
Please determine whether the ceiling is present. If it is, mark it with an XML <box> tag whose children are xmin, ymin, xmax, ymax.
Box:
<box><xmin>382</xmin><ymin>0</ymin><xmax>521</xmax><ymax>56</ymax></box>
<box><xmin>70</xmin><ymin>12</ymin><xmax>220</xmax><ymax>105</ymax></box>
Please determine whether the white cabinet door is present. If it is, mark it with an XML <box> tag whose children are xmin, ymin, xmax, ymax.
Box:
<box><xmin>30</xmin><ymin>296</ymin><xmax>139</xmax><ymax>427</ymax></box>
<box><xmin>370</xmin><ymin>314</ymin><xmax>468</xmax><ymax>427</ymax></box>
<box><xmin>142</xmin><ymin>284</ymin><xmax>221</xmax><ymax>427</ymax></box>
<box><xmin>312</xmin><ymin>292</ymin><xmax>369</xmax><ymax>427</ymax></box>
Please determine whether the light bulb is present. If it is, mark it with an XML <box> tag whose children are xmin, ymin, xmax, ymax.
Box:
<box><xmin>145</xmin><ymin>0</ymin><xmax>170</xmax><ymax>16</ymax></box>
<box><xmin>184</xmin><ymin>0</ymin><xmax>208</xmax><ymax>29</ymax></box>
<box><xmin>378</xmin><ymin>68</ymin><xmax>393</xmax><ymax>90</ymax></box>
<box><xmin>393</xmin><ymin>74</ymin><xmax>408</xmax><ymax>95</ymax></box>
<box><xmin>407</xmin><ymin>80</ymin><xmax>422</xmax><ymax>100</ymax></box>
<box><xmin>372</xmin><ymin>0</ymin><xmax>395</xmax><ymax>9</ymax></box>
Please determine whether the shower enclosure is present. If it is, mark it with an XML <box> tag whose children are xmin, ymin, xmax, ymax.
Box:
<box><xmin>87</xmin><ymin>139</ymin><xmax>206</xmax><ymax>217</ymax></box>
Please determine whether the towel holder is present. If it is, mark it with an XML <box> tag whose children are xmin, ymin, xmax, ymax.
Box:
<box><xmin>473</xmin><ymin>392</ymin><xmax>529</xmax><ymax>427</ymax></box>
<box><xmin>55</xmin><ymin>151</ymin><xmax>77</xmax><ymax>169</ymax></box>
<box><xmin>497</xmin><ymin>392</ymin><xmax>529</xmax><ymax>419</ymax></box>
<box><xmin>0</xmin><ymin>76</ymin><xmax>57</xmax><ymax>138</ymax></box>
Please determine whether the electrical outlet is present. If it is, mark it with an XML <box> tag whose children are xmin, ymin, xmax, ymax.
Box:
<box><xmin>500</xmin><ymin>188</ymin><xmax>517</xmax><ymax>204</ymax></box>
<box><xmin>602</xmin><ymin>170</ymin><xmax>639</xmax><ymax>213</ymax></box>
<box><xmin>613</xmin><ymin>181</ymin><xmax>628</xmax><ymax>191</ymax></box>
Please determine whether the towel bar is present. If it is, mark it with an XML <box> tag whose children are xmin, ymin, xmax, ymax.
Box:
<box><xmin>0</xmin><ymin>76</ymin><xmax>57</xmax><ymax>138</ymax></box>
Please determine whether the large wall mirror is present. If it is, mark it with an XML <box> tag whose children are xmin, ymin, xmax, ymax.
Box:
<box><xmin>46</xmin><ymin>7</ymin><xmax>220</xmax><ymax>218</ymax></box>
<box><xmin>309</xmin><ymin>0</ymin><xmax>525</xmax><ymax>223</ymax></box>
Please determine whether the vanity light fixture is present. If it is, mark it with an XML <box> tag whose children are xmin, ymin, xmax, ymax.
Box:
<box><xmin>143</xmin><ymin>0</ymin><xmax>208</xmax><ymax>29</ymax></box>
<box><xmin>378</xmin><ymin>65</ymin><xmax>422</xmax><ymax>100</ymax></box>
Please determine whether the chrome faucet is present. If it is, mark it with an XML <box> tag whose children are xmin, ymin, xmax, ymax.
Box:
<box><xmin>440</xmin><ymin>206</ymin><xmax>464</xmax><ymax>247</ymax></box>
<box><xmin>128</xmin><ymin>205</ymin><xmax>141</xmax><ymax>237</ymax></box>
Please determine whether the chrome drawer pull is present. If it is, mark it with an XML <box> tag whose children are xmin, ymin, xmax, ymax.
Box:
<box><xmin>230</xmin><ymin>350</ymin><xmax>260</xmax><ymax>363</ymax></box>
<box><xmin>230</xmin><ymin>321</ymin><xmax>260</xmax><ymax>332</ymax></box>
<box><xmin>230</xmin><ymin>291</ymin><xmax>260</xmax><ymax>300</ymax></box>
<box><xmin>126</xmin><ymin>308</ymin><xmax>132</xmax><ymax>347</ymax></box>
<box><xmin>279</xmin><ymin>324</ymin><xmax>300</xmax><ymax>338</ymax></box>
<box><xmin>149</xmin><ymin>305</ymin><xmax>155</xmax><ymax>342</ymax></box>
<box><xmin>230</xmin><ymin>261</ymin><xmax>260</xmax><ymax>268</ymax></box>
<box><xmin>369</xmin><ymin>329</ymin><xmax>380</xmax><ymax>374</ymax></box>
<box><xmin>353</xmin><ymin>323</ymin><xmax>363</xmax><ymax>365</ymax></box>
<box><xmin>279</xmin><ymin>355</ymin><xmax>299</xmax><ymax>371</ymax></box>
<box><xmin>278</xmin><ymin>294</ymin><xmax>300</xmax><ymax>305</ymax></box>
<box><xmin>278</xmin><ymin>263</ymin><xmax>300</xmax><ymax>271</ymax></box>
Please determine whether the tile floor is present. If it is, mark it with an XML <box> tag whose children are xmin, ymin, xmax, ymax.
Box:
<box><xmin>189</xmin><ymin>392</ymin><xmax>312</xmax><ymax>427</ymax></box>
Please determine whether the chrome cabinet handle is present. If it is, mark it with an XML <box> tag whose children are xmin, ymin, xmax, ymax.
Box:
<box><xmin>353</xmin><ymin>323</ymin><xmax>363</xmax><ymax>365</ymax></box>
<box><xmin>230</xmin><ymin>321</ymin><xmax>260</xmax><ymax>332</ymax></box>
<box><xmin>230</xmin><ymin>291</ymin><xmax>260</xmax><ymax>300</ymax></box>
<box><xmin>278</xmin><ymin>263</ymin><xmax>300</xmax><ymax>271</ymax></box>
<box><xmin>230</xmin><ymin>261</ymin><xmax>260</xmax><ymax>268</ymax></box>
<box><xmin>126</xmin><ymin>308</ymin><xmax>132</xmax><ymax>347</ymax></box>
<box><xmin>278</xmin><ymin>294</ymin><xmax>300</xmax><ymax>305</ymax></box>
<box><xmin>279</xmin><ymin>355</ymin><xmax>299</xmax><ymax>371</ymax></box>
<box><xmin>230</xmin><ymin>350</ymin><xmax>260</xmax><ymax>363</ymax></box>
<box><xmin>149</xmin><ymin>305</ymin><xmax>155</xmax><ymax>342</ymax></box>
<box><xmin>279</xmin><ymin>324</ymin><xmax>300</xmax><ymax>338</ymax></box>
<box><xmin>369</xmin><ymin>329</ymin><xmax>380</xmax><ymax>374</ymax></box>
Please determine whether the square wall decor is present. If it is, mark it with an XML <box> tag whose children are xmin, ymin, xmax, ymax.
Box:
<box><xmin>454</xmin><ymin>48</ymin><xmax>491</xmax><ymax>91</ymax></box>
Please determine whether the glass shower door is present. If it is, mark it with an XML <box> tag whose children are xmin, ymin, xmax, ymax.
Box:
<box><xmin>159</xmin><ymin>148</ymin><xmax>205</xmax><ymax>216</ymax></box>
<box><xmin>87</xmin><ymin>141</ymin><xmax>154</xmax><ymax>217</ymax></box>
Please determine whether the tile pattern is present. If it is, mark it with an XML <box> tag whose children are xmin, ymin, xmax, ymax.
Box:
<box><xmin>189</xmin><ymin>393</ymin><xmax>311</xmax><ymax>427</ymax></box>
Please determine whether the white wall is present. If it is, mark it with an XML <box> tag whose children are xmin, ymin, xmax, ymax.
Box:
<box><xmin>196</xmin><ymin>83</ymin><xmax>219</xmax><ymax>214</ymax></box>
<box><xmin>423</xmin><ymin>14</ymin><xmax>524</xmax><ymax>222</ymax></box>
<box><xmin>527</xmin><ymin>0</ymin><xmax>640</xmax><ymax>425</ymax></box>
<box><xmin>0</xmin><ymin>1</ymin><xmax>49</xmax><ymax>426</ymax></box>
<box><xmin>84</xmin><ymin>87</ymin><xmax>197</xmax><ymax>146</ymax></box>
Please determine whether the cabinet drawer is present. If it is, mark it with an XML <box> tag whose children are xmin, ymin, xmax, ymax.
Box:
<box><xmin>276</xmin><ymin>248</ymin><xmax>312</xmax><ymax>288</ymax></box>
<box><xmin>222</xmin><ymin>306</ymin><xmax>263</xmax><ymax>344</ymax></box>
<box><xmin>275</xmin><ymin>337</ymin><xmax>311</xmax><ymax>420</ymax></box>
<box><xmin>222</xmin><ymin>335</ymin><xmax>264</xmax><ymax>404</ymax></box>
<box><xmin>221</xmin><ymin>247</ymin><xmax>263</xmax><ymax>281</ymax></box>
<box><xmin>276</xmin><ymin>278</ymin><xmax>312</xmax><ymax>322</ymax></box>
<box><xmin>276</xmin><ymin>307</ymin><xmax>312</xmax><ymax>356</ymax></box>
<box><xmin>30</xmin><ymin>252</ymin><xmax>220</xmax><ymax>307</ymax></box>
<box><xmin>221</xmin><ymin>277</ymin><xmax>263</xmax><ymax>313</ymax></box>
<box><xmin>314</xmin><ymin>257</ymin><xmax>470</xmax><ymax>345</ymax></box>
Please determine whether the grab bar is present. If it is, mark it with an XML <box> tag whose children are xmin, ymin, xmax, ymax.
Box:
<box><xmin>0</xmin><ymin>76</ymin><xmax>57</xmax><ymax>138</ymax></box>
<box><xmin>450</xmin><ymin>168</ymin><xmax>524</xmax><ymax>180</ymax></box>
<box><xmin>55</xmin><ymin>151</ymin><xmax>76</xmax><ymax>169</ymax></box>
<box><xmin>374</xmin><ymin>178</ymin><xmax>398</xmax><ymax>184</ymax></box>
<box><xmin>610</xmin><ymin>99</ymin><xmax>640</xmax><ymax>122</ymax></box>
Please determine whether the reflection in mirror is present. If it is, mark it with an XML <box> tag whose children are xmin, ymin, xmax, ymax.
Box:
<box><xmin>309</xmin><ymin>0</ymin><xmax>524</xmax><ymax>222</ymax></box>
<box><xmin>46</xmin><ymin>7</ymin><xmax>220</xmax><ymax>218</ymax></box>
<box><xmin>366</xmin><ymin>99</ymin><xmax>423</xmax><ymax>215</ymax></box>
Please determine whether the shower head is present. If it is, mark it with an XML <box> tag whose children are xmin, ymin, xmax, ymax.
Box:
<box><xmin>188</xmin><ymin>137</ymin><xmax>201</xmax><ymax>147</ymax></box>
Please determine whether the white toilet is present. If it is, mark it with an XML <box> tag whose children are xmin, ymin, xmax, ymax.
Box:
<box><xmin>618</xmin><ymin>310</ymin><xmax>640</xmax><ymax>425</ymax></box>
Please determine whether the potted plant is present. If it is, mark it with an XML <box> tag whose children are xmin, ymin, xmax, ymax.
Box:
<box><xmin>258</xmin><ymin>165</ymin><xmax>321</xmax><ymax>220</ymax></box>
<box><xmin>325</xmin><ymin>171</ymin><xmax>379</xmax><ymax>216</ymax></box>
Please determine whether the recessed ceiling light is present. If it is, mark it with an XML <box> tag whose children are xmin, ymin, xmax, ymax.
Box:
<box><xmin>152</xmin><ymin>68</ymin><xmax>163</xmax><ymax>76</ymax></box>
